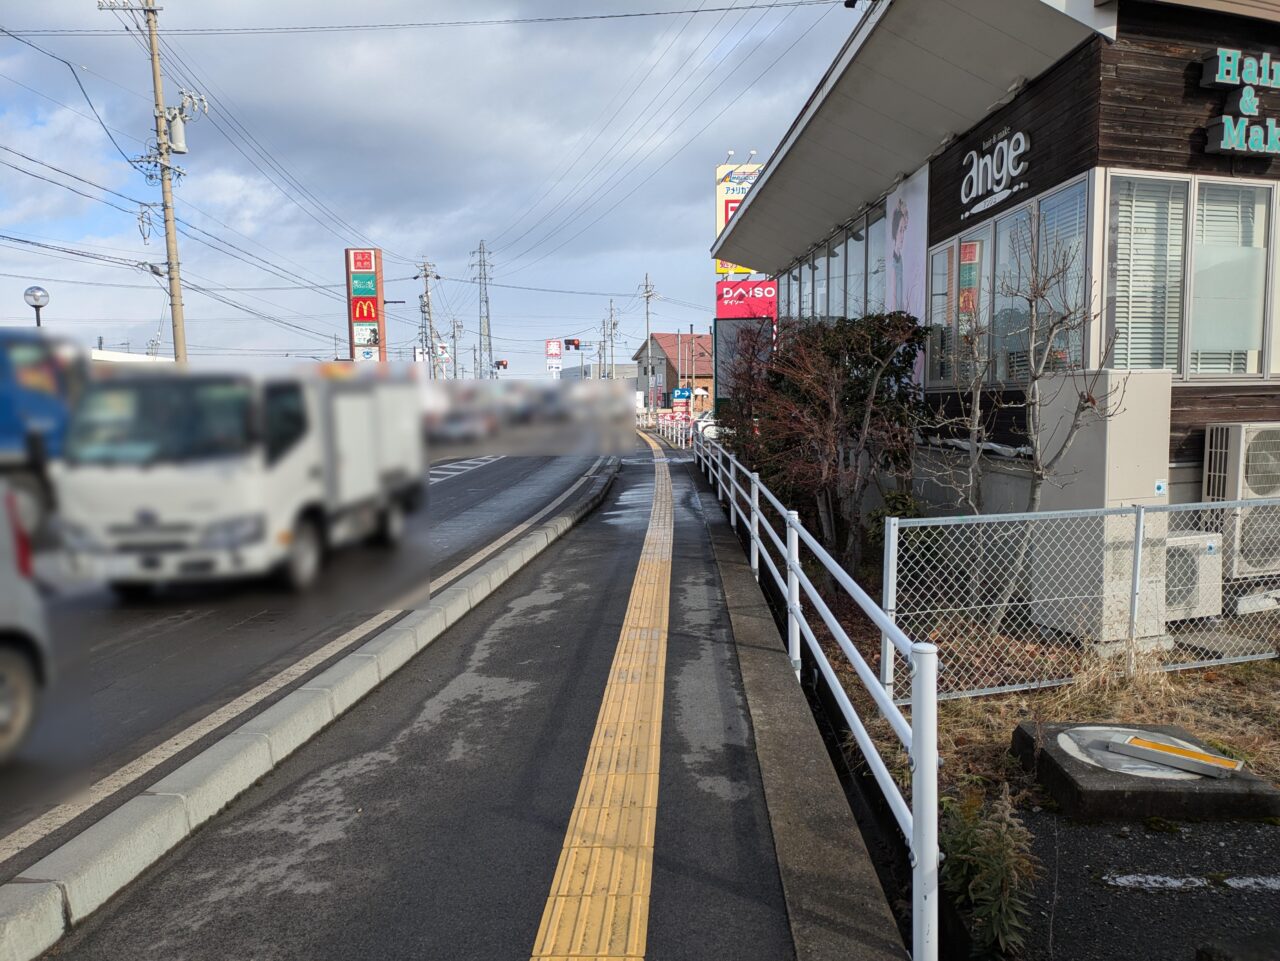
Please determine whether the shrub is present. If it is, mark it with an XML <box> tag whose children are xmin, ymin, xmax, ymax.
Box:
<box><xmin>941</xmin><ymin>784</ymin><xmax>1041</xmax><ymax>959</ymax></box>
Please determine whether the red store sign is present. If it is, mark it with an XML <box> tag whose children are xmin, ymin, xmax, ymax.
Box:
<box><xmin>716</xmin><ymin>279</ymin><xmax>777</xmax><ymax>319</ymax></box>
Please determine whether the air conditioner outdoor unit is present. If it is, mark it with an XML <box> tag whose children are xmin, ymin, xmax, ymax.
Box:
<box><xmin>1203</xmin><ymin>423</ymin><xmax>1280</xmax><ymax>579</ymax></box>
<box><xmin>1164</xmin><ymin>531</ymin><xmax>1223</xmax><ymax>622</ymax></box>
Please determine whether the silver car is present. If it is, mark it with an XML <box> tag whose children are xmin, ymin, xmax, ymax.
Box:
<box><xmin>0</xmin><ymin>479</ymin><xmax>50</xmax><ymax>764</ymax></box>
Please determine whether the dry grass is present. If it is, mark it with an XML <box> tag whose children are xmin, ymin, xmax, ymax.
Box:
<box><xmin>820</xmin><ymin>598</ymin><xmax>1280</xmax><ymax>805</ymax></box>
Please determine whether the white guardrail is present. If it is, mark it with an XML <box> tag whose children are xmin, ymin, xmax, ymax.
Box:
<box><xmin>688</xmin><ymin>428</ymin><xmax>940</xmax><ymax>961</ymax></box>
<box><xmin>654</xmin><ymin>415</ymin><xmax>693</xmax><ymax>448</ymax></box>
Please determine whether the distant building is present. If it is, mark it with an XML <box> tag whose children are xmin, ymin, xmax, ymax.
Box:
<box><xmin>633</xmin><ymin>333</ymin><xmax>712</xmax><ymax>412</ymax></box>
<box><xmin>560</xmin><ymin>360</ymin><xmax>637</xmax><ymax>391</ymax></box>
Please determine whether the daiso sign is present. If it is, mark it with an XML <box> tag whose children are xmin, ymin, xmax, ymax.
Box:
<box><xmin>716</xmin><ymin>279</ymin><xmax>777</xmax><ymax>319</ymax></box>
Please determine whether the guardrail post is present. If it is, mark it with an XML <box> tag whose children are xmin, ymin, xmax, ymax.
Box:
<box><xmin>786</xmin><ymin>510</ymin><xmax>801</xmax><ymax>680</ymax></box>
<box><xmin>716</xmin><ymin>448</ymin><xmax>726</xmax><ymax>503</ymax></box>
<box><xmin>910</xmin><ymin>641</ymin><xmax>940</xmax><ymax>961</ymax></box>
<box><xmin>749</xmin><ymin>472</ymin><xmax>760</xmax><ymax>581</ymax></box>
<box><xmin>728</xmin><ymin>459</ymin><xmax>737</xmax><ymax>530</ymax></box>
<box><xmin>881</xmin><ymin>516</ymin><xmax>899</xmax><ymax>697</ymax></box>
<box><xmin>1126</xmin><ymin>505</ymin><xmax>1146</xmax><ymax>680</ymax></box>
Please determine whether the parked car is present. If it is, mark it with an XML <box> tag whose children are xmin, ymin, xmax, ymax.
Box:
<box><xmin>0</xmin><ymin>479</ymin><xmax>50</xmax><ymax>764</ymax></box>
<box><xmin>694</xmin><ymin>411</ymin><xmax>720</xmax><ymax>440</ymax></box>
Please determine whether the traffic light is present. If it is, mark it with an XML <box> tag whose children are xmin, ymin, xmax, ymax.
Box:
<box><xmin>494</xmin><ymin>359</ymin><xmax>509</xmax><ymax>370</ymax></box>
<box><xmin>565</xmin><ymin>338</ymin><xmax>581</xmax><ymax>350</ymax></box>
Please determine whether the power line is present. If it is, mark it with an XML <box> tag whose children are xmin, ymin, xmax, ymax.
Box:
<box><xmin>6</xmin><ymin>4</ymin><xmax>841</xmax><ymax>36</ymax></box>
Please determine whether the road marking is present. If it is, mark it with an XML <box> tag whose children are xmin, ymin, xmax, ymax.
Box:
<box><xmin>0</xmin><ymin>609</ymin><xmax>402</xmax><ymax>867</ymax></box>
<box><xmin>530</xmin><ymin>434</ymin><xmax>670</xmax><ymax>961</ymax></box>
<box><xmin>392</xmin><ymin>456</ymin><xmax>604</xmax><ymax>609</ymax></box>
<box><xmin>428</xmin><ymin>454</ymin><xmax>504</xmax><ymax>485</ymax></box>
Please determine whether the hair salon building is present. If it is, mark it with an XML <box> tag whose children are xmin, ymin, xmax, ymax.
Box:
<box><xmin>713</xmin><ymin>0</ymin><xmax>1280</xmax><ymax>509</ymax></box>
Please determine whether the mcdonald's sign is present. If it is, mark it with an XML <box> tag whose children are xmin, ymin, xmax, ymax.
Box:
<box><xmin>345</xmin><ymin>248</ymin><xmax>385</xmax><ymax>363</ymax></box>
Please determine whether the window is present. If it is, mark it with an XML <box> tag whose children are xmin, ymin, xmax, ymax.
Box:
<box><xmin>847</xmin><ymin>221</ymin><xmax>866</xmax><ymax>319</ymax></box>
<box><xmin>777</xmin><ymin>272</ymin><xmax>791</xmax><ymax>322</ymax></box>
<box><xmin>5</xmin><ymin>341</ymin><xmax>60</xmax><ymax>397</ymax></box>
<box><xmin>993</xmin><ymin>209</ymin><xmax>1033</xmax><ymax>382</ymax></box>
<box><xmin>1109</xmin><ymin>176</ymin><xmax>1187</xmax><ymax>370</ymax></box>
<box><xmin>928</xmin><ymin>247</ymin><xmax>955</xmax><ymax>383</ymax></box>
<box><xmin>1038</xmin><ymin>181</ymin><xmax>1088</xmax><ymax>371</ymax></box>
<box><xmin>867</xmin><ymin>206</ymin><xmax>886</xmax><ymax>312</ymax></box>
<box><xmin>956</xmin><ymin>228</ymin><xmax>992</xmax><ymax>386</ymax></box>
<box><xmin>1191</xmin><ymin>183</ymin><xmax>1269</xmax><ymax>375</ymax></box>
<box><xmin>814</xmin><ymin>243</ymin><xmax>829</xmax><ymax>321</ymax></box>
<box><xmin>264</xmin><ymin>382</ymin><xmax>307</xmax><ymax>464</ymax></box>
<box><xmin>829</xmin><ymin>238</ymin><xmax>846</xmax><ymax>319</ymax></box>
<box><xmin>787</xmin><ymin>264</ymin><xmax>801</xmax><ymax>322</ymax></box>
<box><xmin>798</xmin><ymin>256</ymin><xmax>813</xmax><ymax>320</ymax></box>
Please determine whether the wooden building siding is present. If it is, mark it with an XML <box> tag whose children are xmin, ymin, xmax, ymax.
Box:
<box><xmin>1170</xmin><ymin>385</ymin><xmax>1280</xmax><ymax>462</ymax></box>
<box><xmin>928</xmin><ymin>41</ymin><xmax>1102</xmax><ymax>244</ymax></box>
<box><xmin>1100</xmin><ymin>1</ymin><xmax>1280</xmax><ymax>176</ymax></box>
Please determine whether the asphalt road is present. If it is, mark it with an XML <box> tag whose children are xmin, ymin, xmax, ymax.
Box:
<box><xmin>0</xmin><ymin>452</ymin><xmax>599</xmax><ymax>853</ymax></box>
<box><xmin>44</xmin><ymin>439</ymin><xmax>796</xmax><ymax>961</ymax></box>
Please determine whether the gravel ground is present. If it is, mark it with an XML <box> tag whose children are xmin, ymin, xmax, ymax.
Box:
<box><xmin>1021</xmin><ymin>812</ymin><xmax>1280</xmax><ymax>961</ymax></box>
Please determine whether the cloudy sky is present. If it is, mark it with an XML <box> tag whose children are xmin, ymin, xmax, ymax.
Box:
<box><xmin>0</xmin><ymin>1</ymin><xmax>851</xmax><ymax>375</ymax></box>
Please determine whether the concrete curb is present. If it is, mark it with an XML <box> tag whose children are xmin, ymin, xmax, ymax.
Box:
<box><xmin>688</xmin><ymin>473</ymin><xmax>906</xmax><ymax>961</ymax></box>
<box><xmin>0</xmin><ymin>458</ymin><xmax>619</xmax><ymax>961</ymax></box>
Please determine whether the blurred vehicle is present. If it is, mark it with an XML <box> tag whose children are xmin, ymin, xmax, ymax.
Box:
<box><xmin>53</xmin><ymin>368</ymin><xmax>424</xmax><ymax>597</ymax></box>
<box><xmin>694</xmin><ymin>411</ymin><xmax>719</xmax><ymax>440</ymax></box>
<box><xmin>0</xmin><ymin>480</ymin><xmax>50</xmax><ymax>764</ymax></box>
<box><xmin>0</xmin><ymin>330</ymin><xmax>88</xmax><ymax>533</ymax></box>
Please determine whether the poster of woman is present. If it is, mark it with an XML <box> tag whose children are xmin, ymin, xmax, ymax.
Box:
<box><xmin>884</xmin><ymin>165</ymin><xmax>929</xmax><ymax>319</ymax></box>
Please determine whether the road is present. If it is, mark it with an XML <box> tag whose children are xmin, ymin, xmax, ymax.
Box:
<box><xmin>38</xmin><ymin>435</ymin><xmax>800</xmax><ymax>961</ymax></box>
<box><xmin>0</xmin><ymin>451</ymin><xmax>601</xmax><ymax>871</ymax></box>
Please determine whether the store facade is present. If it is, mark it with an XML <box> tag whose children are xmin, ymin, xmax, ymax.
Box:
<box><xmin>715</xmin><ymin>0</ymin><xmax>1280</xmax><ymax>506</ymax></box>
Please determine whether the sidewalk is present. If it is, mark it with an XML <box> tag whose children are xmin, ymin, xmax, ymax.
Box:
<box><xmin>37</xmin><ymin>436</ymin><xmax>901</xmax><ymax>961</ymax></box>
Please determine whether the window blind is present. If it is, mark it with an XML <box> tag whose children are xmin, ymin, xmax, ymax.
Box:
<box><xmin>1110</xmin><ymin>178</ymin><xmax>1186</xmax><ymax>370</ymax></box>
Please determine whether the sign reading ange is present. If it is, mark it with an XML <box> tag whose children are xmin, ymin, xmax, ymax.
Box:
<box><xmin>345</xmin><ymin>248</ymin><xmax>384</xmax><ymax>362</ymax></box>
<box><xmin>716</xmin><ymin>279</ymin><xmax>776</xmax><ymax>319</ymax></box>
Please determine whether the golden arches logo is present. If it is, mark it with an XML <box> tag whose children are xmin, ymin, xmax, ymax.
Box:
<box><xmin>352</xmin><ymin>299</ymin><xmax>378</xmax><ymax>320</ymax></box>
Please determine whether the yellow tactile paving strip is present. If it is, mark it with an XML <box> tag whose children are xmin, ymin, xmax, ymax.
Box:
<box><xmin>530</xmin><ymin>433</ymin><xmax>673</xmax><ymax>961</ymax></box>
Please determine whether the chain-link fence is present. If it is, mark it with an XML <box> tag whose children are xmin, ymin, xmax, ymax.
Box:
<box><xmin>886</xmin><ymin>499</ymin><xmax>1280</xmax><ymax>698</ymax></box>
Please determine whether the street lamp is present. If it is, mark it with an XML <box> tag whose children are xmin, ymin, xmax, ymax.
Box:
<box><xmin>23</xmin><ymin>286</ymin><xmax>49</xmax><ymax>328</ymax></box>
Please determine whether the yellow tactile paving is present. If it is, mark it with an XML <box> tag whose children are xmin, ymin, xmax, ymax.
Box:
<box><xmin>530</xmin><ymin>434</ymin><xmax>673</xmax><ymax>961</ymax></box>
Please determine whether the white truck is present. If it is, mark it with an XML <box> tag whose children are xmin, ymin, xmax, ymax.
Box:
<box><xmin>53</xmin><ymin>368</ymin><xmax>424</xmax><ymax>597</ymax></box>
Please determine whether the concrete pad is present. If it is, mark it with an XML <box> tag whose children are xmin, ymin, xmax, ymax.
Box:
<box><xmin>299</xmin><ymin>654</ymin><xmax>381</xmax><ymax>717</ymax></box>
<box><xmin>19</xmin><ymin>794</ymin><xmax>189</xmax><ymax>923</ymax></box>
<box><xmin>0</xmin><ymin>882</ymin><xmax>64</xmax><ymax>961</ymax></box>
<box><xmin>1013</xmin><ymin>722</ymin><xmax>1280</xmax><ymax>820</ymax></box>
<box><xmin>234</xmin><ymin>689</ymin><xmax>333</xmax><ymax>764</ymax></box>
<box><xmin>356</xmin><ymin>626</ymin><xmax>418</xmax><ymax>679</ymax></box>
<box><xmin>148</xmin><ymin>733</ymin><xmax>273</xmax><ymax>830</ymax></box>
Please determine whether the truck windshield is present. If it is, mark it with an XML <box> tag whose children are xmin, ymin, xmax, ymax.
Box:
<box><xmin>65</xmin><ymin>378</ymin><xmax>255</xmax><ymax>466</ymax></box>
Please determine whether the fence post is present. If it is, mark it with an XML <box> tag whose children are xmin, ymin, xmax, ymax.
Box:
<box><xmin>911</xmin><ymin>642</ymin><xmax>940</xmax><ymax>961</ymax></box>
<box><xmin>881</xmin><ymin>516</ymin><xmax>899</xmax><ymax>696</ymax></box>
<box><xmin>750</xmin><ymin>472</ymin><xmax>760</xmax><ymax>581</ymax></box>
<box><xmin>1126</xmin><ymin>505</ymin><xmax>1146</xmax><ymax>680</ymax></box>
<box><xmin>717</xmin><ymin>448</ymin><xmax>726</xmax><ymax>503</ymax></box>
<box><xmin>786</xmin><ymin>510</ymin><xmax>801</xmax><ymax>680</ymax></box>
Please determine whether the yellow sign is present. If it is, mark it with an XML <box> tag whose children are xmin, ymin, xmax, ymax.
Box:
<box><xmin>715</xmin><ymin>162</ymin><xmax>762</xmax><ymax>275</ymax></box>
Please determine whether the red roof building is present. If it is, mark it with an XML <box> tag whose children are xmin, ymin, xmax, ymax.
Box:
<box><xmin>632</xmin><ymin>332</ymin><xmax>713</xmax><ymax>412</ymax></box>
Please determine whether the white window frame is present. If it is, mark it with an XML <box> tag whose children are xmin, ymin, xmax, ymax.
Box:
<box><xmin>1102</xmin><ymin>167</ymin><xmax>1278</xmax><ymax>383</ymax></box>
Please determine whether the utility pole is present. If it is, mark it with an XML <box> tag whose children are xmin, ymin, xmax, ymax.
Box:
<box><xmin>417</xmin><ymin>260</ymin><xmax>440</xmax><ymax>379</ymax></box>
<box><xmin>690</xmin><ymin>322</ymin><xmax>696</xmax><ymax>410</ymax></box>
<box><xmin>642</xmin><ymin>274</ymin><xmax>655</xmax><ymax>412</ymax></box>
<box><xmin>472</xmin><ymin>343</ymin><xmax>479</xmax><ymax>381</ymax></box>
<box><xmin>472</xmin><ymin>241</ymin><xmax>494</xmax><ymax>378</ymax></box>
<box><xmin>450</xmin><ymin>316</ymin><xmax>463</xmax><ymax>379</ymax></box>
<box><xmin>608</xmin><ymin>299</ymin><xmax>617</xmax><ymax>381</ymax></box>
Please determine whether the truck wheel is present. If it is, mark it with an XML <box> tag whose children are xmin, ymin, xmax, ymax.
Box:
<box><xmin>282</xmin><ymin>517</ymin><xmax>323</xmax><ymax>592</ymax></box>
<box><xmin>109</xmin><ymin>581</ymin><xmax>155</xmax><ymax>603</ymax></box>
<box><xmin>0</xmin><ymin>648</ymin><xmax>38</xmax><ymax>765</ymax></box>
<box><xmin>373</xmin><ymin>501</ymin><xmax>405</xmax><ymax>548</ymax></box>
